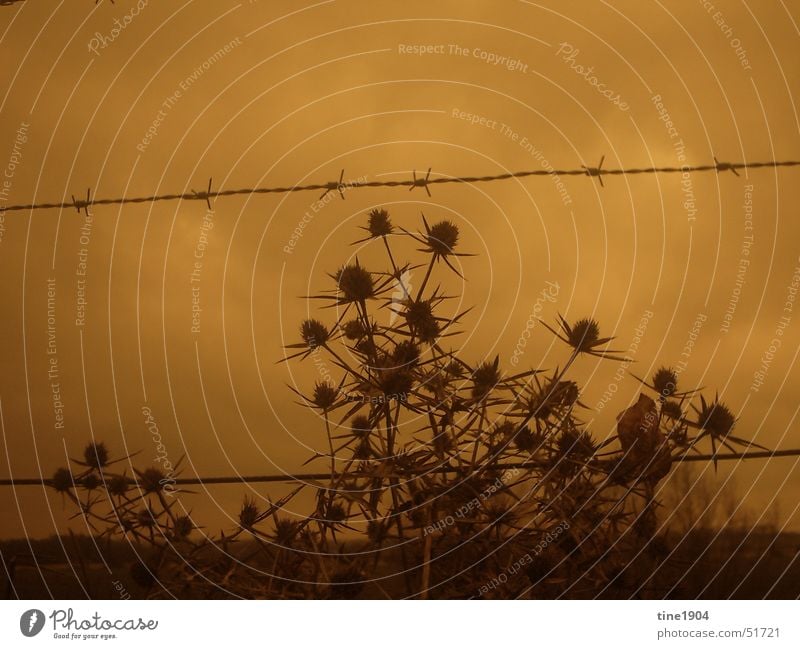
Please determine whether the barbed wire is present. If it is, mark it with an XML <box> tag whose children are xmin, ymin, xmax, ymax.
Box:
<box><xmin>0</xmin><ymin>0</ymin><xmax>115</xmax><ymax>6</ymax></box>
<box><xmin>1</xmin><ymin>448</ymin><xmax>798</xmax><ymax>488</ymax></box>
<box><xmin>1</xmin><ymin>158</ymin><xmax>798</xmax><ymax>215</ymax></box>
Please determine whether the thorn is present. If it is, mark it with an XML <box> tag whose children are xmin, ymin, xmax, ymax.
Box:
<box><xmin>714</xmin><ymin>156</ymin><xmax>740</xmax><ymax>176</ymax></box>
<box><xmin>409</xmin><ymin>167</ymin><xmax>432</xmax><ymax>197</ymax></box>
<box><xmin>582</xmin><ymin>155</ymin><xmax>605</xmax><ymax>187</ymax></box>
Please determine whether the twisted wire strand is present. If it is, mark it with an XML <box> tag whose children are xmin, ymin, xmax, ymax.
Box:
<box><xmin>0</xmin><ymin>159</ymin><xmax>798</xmax><ymax>214</ymax></box>
<box><xmin>2</xmin><ymin>448</ymin><xmax>799</xmax><ymax>487</ymax></box>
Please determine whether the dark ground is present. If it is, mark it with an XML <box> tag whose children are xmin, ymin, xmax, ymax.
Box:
<box><xmin>2</xmin><ymin>529</ymin><xmax>798</xmax><ymax>599</ymax></box>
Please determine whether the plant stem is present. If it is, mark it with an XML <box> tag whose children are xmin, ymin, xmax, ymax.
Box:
<box><xmin>415</xmin><ymin>256</ymin><xmax>435</xmax><ymax>302</ymax></box>
<box><xmin>325</xmin><ymin>412</ymin><xmax>335</xmax><ymax>493</ymax></box>
<box><xmin>383</xmin><ymin>237</ymin><xmax>398</xmax><ymax>276</ymax></box>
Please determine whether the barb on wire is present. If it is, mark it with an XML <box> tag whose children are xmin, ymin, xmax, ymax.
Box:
<box><xmin>409</xmin><ymin>167</ymin><xmax>433</xmax><ymax>196</ymax></box>
<box><xmin>192</xmin><ymin>177</ymin><xmax>214</xmax><ymax>210</ymax></box>
<box><xmin>2</xmin><ymin>447</ymin><xmax>799</xmax><ymax>488</ymax></box>
<box><xmin>582</xmin><ymin>155</ymin><xmax>606</xmax><ymax>187</ymax></box>
<box><xmin>714</xmin><ymin>155</ymin><xmax>740</xmax><ymax>177</ymax></box>
<box><xmin>0</xmin><ymin>158</ymin><xmax>798</xmax><ymax>214</ymax></box>
<box><xmin>319</xmin><ymin>168</ymin><xmax>346</xmax><ymax>200</ymax></box>
<box><xmin>71</xmin><ymin>188</ymin><xmax>92</xmax><ymax>216</ymax></box>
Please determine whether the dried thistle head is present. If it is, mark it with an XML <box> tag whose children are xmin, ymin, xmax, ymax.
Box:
<box><xmin>652</xmin><ymin>367</ymin><xmax>679</xmax><ymax>398</ymax></box>
<box><xmin>173</xmin><ymin>515</ymin><xmax>193</xmax><ymax>538</ymax></box>
<box><xmin>471</xmin><ymin>356</ymin><xmax>501</xmax><ymax>400</ymax></box>
<box><xmin>273</xmin><ymin>517</ymin><xmax>298</xmax><ymax>544</ymax></box>
<box><xmin>408</xmin><ymin>215</ymin><xmax>474</xmax><ymax>277</ymax></box>
<box><xmin>426</xmin><ymin>220</ymin><xmax>459</xmax><ymax>255</ymax></box>
<box><xmin>392</xmin><ymin>340</ymin><xmax>420</xmax><ymax>368</ymax></box>
<box><xmin>354</xmin><ymin>338</ymin><xmax>376</xmax><ymax>358</ymax></box>
<box><xmin>543</xmin><ymin>315</ymin><xmax>625</xmax><ymax>360</ymax></box>
<box><xmin>136</xmin><ymin>507</ymin><xmax>157</xmax><ymax>528</ymax></box>
<box><xmin>661</xmin><ymin>400</ymin><xmax>684</xmax><ymax>421</ymax></box>
<box><xmin>423</xmin><ymin>370</ymin><xmax>450</xmax><ymax>400</ymax></box>
<box><xmin>375</xmin><ymin>365</ymin><xmax>414</xmax><ymax>399</ymax></box>
<box><xmin>139</xmin><ymin>467</ymin><xmax>167</xmax><ymax>493</ymax></box>
<box><xmin>300</xmin><ymin>319</ymin><xmax>329</xmax><ymax>349</ymax></box>
<box><xmin>552</xmin><ymin>380</ymin><xmax>580</xmax><ymax>407</ymax></box>
<box><xmin>523</xmin><ymin>377</ymin><xmax>580</xmax><ymax>420</ymax></box>
<box><xmin>107</xmin><ymin>474</ymin><xmax>129</xmax><ymax>496</ymax></box>
<box><xmin>367</xmin><ymin>208</ymin><xmax>393</xmax><ymax>238</ymax></box>
<box><xmin>633</xmin><ymin>365</ymin><xmax>698</xmax><ymax>400</ymax></box>
<box><xmin>350</xmin><ymin>420</ymin><xmax>373</xmax><ymax>459</ymax></box>
<box><xmin>83</xmin><ymin>441</ymin><xmax>109</xmax><ymax>469</ymax></box>
<box><xmin>512</xmin><ymin>424</ymin><xmax>541</xmax><ymax>452</ymax></box>
<box><xmin>343</xmin><ymin>318</ymin><xmax>366</xmax><ymax>341</ymax></box>
<box><xmin>493</xmin><ymin>420</ymin><xmax>516</xmax><ymax>440</ymax></box>
<box><xmin>696</xmin><ymin>396</ymin><xmax>735</xmax><ymax>438</ymax></box>
<box><xmin>351</xmin><ymin>415</ymin><xmax>372</xmax><ymax>438</ymax></box>
<box><xmin>326</xmin><ymin>502</ymin><xmax>347</xmax><ymax>524</ymax></box>
<box><xmin>404</xmin><ymin>299</ymin><xmax>440</xmax><ymax>342</ymax></box>
<box><xmin>527</xmin><ymin>393</ymin><xmax>553</xmax><ymax>420</ymax></box>
<box><xmin>487</xmin><ymin>421</ymin><xmax>514</xmax><ymax>455</ymax></box>
<box><xmin>51</xmin><ymin>467</ymin><xmax>73</xmax><ymax>493</ymax></box>
<box><xmin>556</xmin><ymin>429</ymin><xmax>596</xmax><ymax>462</ymax></box>
<box><xmin>239</xmin><ymin>497</ymin><xmax>260</xmax><ymax>530</ymax></box>
<box><xmin>312</xmin><ymin>382</ymin><xmax>338</xmax><ymax>410</ymax></box>
<box><xmin>566</xmin><ymin>318</ymin><xmax>601</xmax><ymax>352</ymax></box>
<box><xmin>332</xmin><ymin>261</ymin><xmax>375</xmax><ymax>302</ymax></box>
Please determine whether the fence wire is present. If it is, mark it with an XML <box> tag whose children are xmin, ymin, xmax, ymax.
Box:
<box><xmin>2</xmin><ymin>448</ymin><xmax>799</xmax><ymax>488</ymax></box>
<box><xmin>0</xmin><ymin>158</ymin><xmax>798</xmax><ymax>215</ymax></box>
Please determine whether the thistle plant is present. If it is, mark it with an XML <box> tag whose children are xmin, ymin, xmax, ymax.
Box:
<box><xmin>47</xmin><ymin>208</ymin><xmax>767</xmax><ymax>599</ymax></box>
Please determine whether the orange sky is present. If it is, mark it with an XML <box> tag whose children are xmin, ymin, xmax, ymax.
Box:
<box><xmin>1</xmin><ymin>0</ymin><xmax>799</xmax><ymax>538</ymax></box>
